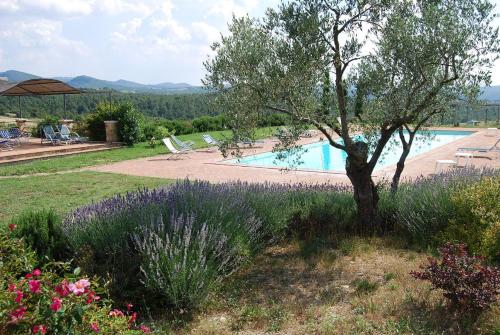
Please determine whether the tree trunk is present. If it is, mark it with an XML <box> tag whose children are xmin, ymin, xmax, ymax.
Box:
<box><xmin>390</xmin><ymin>148</ymin><xmax>410</xmax><ymax>194</ymax></box>
<box><xmin>345</xmin><ymin>148</ymin><xmax>379</xmax><ymax>234</ymax></box>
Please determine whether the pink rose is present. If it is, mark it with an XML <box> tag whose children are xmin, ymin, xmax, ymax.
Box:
<box><xmin>68</xmin><ymin>279</ymin><xmax>90</xmax><ymax>295</ymax></box>
<box><xmin>9</xmin><ymin>306</ymin><xmax>27</xmax><ymax>323</ymax></box>
<box><xmin>29</xmin><ymin>280</ymin><xmax>41</xmax><ymax>294</ymax></box>
<box><xmin>90</xmin><ymin>322</ymin><xmax>100</xmax><ymax>333</ymax></box>
<box><xmin>50</xmin><ymin>297</ymin><xmax>62</xmax><ymax>312</ymax></box>
<box><xmin>14</xmin><ymin>290</ymin><xmax>23</xmax><ymax>303</ymax></box>
<box><xmin>55</xmin><ymin>280</ymin><xmax>70</xmax><ymax>297</ymax></box>
<box><xmin>108</xmin><ymin>309</ymin><xmax>125</xmax><ymax>317</ymax></box>
<box><xmin>33</xmin><ymin>325</ymin><xmax>47</xmax><ymax>334</ymax></box>
<box><xmin>32</xmin><ymin>269</ymin><xmax>42</xmax><ymax>276</ymax></box>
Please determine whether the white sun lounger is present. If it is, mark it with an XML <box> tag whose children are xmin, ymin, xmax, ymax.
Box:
<box><xmin>163</xmin><ymin>138</ymin><xmax>190</xmax><ymax>160</ymax></box>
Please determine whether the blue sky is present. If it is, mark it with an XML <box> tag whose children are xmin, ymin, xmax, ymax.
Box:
<box><xmin>0</xmin><ymin>0</ymin><xmax>499</xmax><ymax>86</ymax></box>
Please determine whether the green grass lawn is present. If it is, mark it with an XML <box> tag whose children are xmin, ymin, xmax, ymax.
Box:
<box><xmin>0</xmin><ymin>127</ymin><xmax>279</xmax><ymax>176</ymax></box>
<box><xmin>0</xmin><ymin>171</ymin><xmax>171</xmax><ymax>224</ymax></box>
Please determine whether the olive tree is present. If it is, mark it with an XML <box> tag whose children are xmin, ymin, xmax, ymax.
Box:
<box><xmin>203</xmin><ymin>0</ymin><xmax>499</xmax><ymax>231</ymax></box>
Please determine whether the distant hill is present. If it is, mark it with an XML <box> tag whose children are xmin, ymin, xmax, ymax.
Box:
<box><xmin>0</xmin><ymin>70</ymin><xmax>204</xmax><ymax>94</ymax></box>
<box><xmin>0</xmin><ymin>70</ymin><xmax>40</xmax><ymax>82</ymax></box>
<box><xmin>480</xmin><ymin>85</ymin><xmax>500</xmax><ymax>101</ymax></box>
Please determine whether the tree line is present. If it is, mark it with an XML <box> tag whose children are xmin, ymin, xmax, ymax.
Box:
<box><xmin>0</xmin><ymin>91</ymin><xmax>216</xmax><ymax>120</ymax></box>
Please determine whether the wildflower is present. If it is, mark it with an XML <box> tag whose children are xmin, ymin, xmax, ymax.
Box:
<box><xmin>108</xmin><ymin>309</ymin><xmax>125</xmax><ymax>317</ymax></box>
<box><xmin>126</xmin><ymin>303</ymin><xmax>133</xmax><ymax>312</ymax></box>
<box><xmin>128</xmin><ymin>312</ymin><xmax>137</xmax><ymax>324</ymax></box>
<box><xmin>90</xmin><ymin>323</ymin><xmax>100</xmax><ymax>333</ymax></box>
<box><xmin>29</xmin><ymin>280</ymin><xmax>41</xmax><ymax>294</ymax></box>
<box><xmin>55</xmin><ymin>280</ymin><xmax>70</xmax><ymax>297</ymax></box>
<box><xmin>8</xmin><ymin>223</ymin><xmax>16</xmax><ymax>231</ymax></box>
<box><xmin>50</xmin><ymin>297</ymin><xmax>62</xmax><ymax>312</ymax></box>
<box><xmin>68</xmin><ymin>279</ymin><xmax>90</xmax><ymax>295</ymax></box>
<box><xmin>32</xmin><ymin>269</ymin><xmax>42</xmax><ymax>276</ymax></box>
<box><xmin>9</xmin><ymin>306</ymin><xmax>27</xmax><ymax>323</ymax></box>
<box><xmin>25</xmin><ymin>273</ymin><xmax>32</xmax><ymax>279</ymax></box>
<box><xmin>7</xmin><ymin>283</ymin><xmax>16</xmax><ymax>292</ymax></box>
<box><xmin>140</xmin><ymin>325</ymin><xmax>151</xmax><ymax>333</ymax></box>
<box><xmin>15</xmin><ymin>290</ymin><xmax>23</xmax><ymax>303</ymax></box>
<box><xmin>33</xmin><ymin>325</ymin><xmax>47</xmax><ymax>334</ymax></box>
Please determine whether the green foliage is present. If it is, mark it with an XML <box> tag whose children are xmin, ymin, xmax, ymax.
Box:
<box><xmin>34</xmin><ymin>115</ymin><xmax>59</xmax><ymax>137</ymax></box>
<box><xmin>115</xmin><ymin>103</ymin><xmax>143</xmax><ymax>145</ymax></box>
<box><xmin>0</xmin><ymin>230</ymin><xmax>36</xmax><ymax>283</ymax></box>
<box><xmin>11</xmin><ymin>210</ymin><xmax>71</xmax><ymax>263</ymax></box>
<box><xmin>353</xmin><ymin>279</ymin><xmax>379</xmax><ymax>294</ymax></box>
<box><xmin>439</xmin><ymin>177</ymin><xmax>500</xmax><ymax>262</ymax></box>
<box><xmin>84</xmin><ymin>102</ymin><xmax>115</xmax><ymax>141</ymax></box>
<box><xmin>84</xmin><ymin>102</ymin><xmax>142</xmax><ymax>144</ymax></box>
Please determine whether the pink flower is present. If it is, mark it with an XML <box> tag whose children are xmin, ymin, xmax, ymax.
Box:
<box><xmin>33</xmin><ymin>325</ymin><xmax>47</xmax><ymax>334</ymax></box>
<box><xmin>108</xmin><ymin>309</ymin><xmax>125</xmax><ymax>317</ymax></box>
<box><xmin>126</xmin><ymin>303</ymin><xmax>133</xmax><ymax>312</ymax></box>
<box><xmin>32</xmin><ymin>269</ymin><xmax>42</xmax><ymax>276</ymax></box>
<box><xmin>29</xmin><ymin>280</ymin><xmax>41</xmax><ymax>294</ymax></box>
<box><xmin>25</xmin><ymin>273</ymin><xmax>32</xmax><ymax>279</ymax></box>
<box><xmin>90</xmin><ymin>322</ymin><xmax>100</xmax><ymax>333</ymax></box>
<box><xmin>140</xmin><ymin>325</ymin><xmax>151</xmax><ymax>333</ymax></box>
<box><xmin>7</xmin><ymin>283</ymin><xmax>16</xmax><ymax>292</ymax></box>
<box><xmin>128</xmin><ymin>312</ymin><xmax>137</xmax><ymax>324</ymax></box>
<box><xmin>9</xmin><ymin>306</ymin><xmax>27</xmax><ymax>323</ymax></box>
<box><xmin>15</xmin><ymin>290</ymin><xmax>23</xmax><ymax>303</ymax></box>
<box><xmin>50</xmin><ymin>297</ymin><xmax>62</xmax><ymax>312</ymax></box>
<box><xmin>55</xmin><ymin>280</ymin><xmax>70</xmax><ymax>297</ymax></box>
<box><xmin>86</xmin><ymin>291</ymin><xmax>100</xmax><ymax>304</ymax></box>
<box><xmin>68</xmin><ymin>279</ymin><xmax>90</xmax><ymax>296</ymax></box>
<box><xmin>8</xmin><ymin>223</ymin><xmax>16</xmax><ymax>231</ymax></box>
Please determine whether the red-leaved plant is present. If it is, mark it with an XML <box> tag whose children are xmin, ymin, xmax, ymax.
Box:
<box><xmin>411</xmin><ymin>243</ymin><xmax>500</xmax><ymax>313</ymax></box>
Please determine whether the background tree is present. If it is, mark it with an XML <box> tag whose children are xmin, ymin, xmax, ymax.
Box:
<box><xmin>204</xmin><ymin>0</ymin><xmax>499</xmax><ymax>231</ymax></box>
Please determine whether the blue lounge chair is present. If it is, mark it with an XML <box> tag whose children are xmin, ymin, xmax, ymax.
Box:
<box><xmin>0</xmin><ymin>129</ymin><xmax>19</xmax><ymax>146</ymax></box>
<box><xmin>41</xmin><ymin>125</ymin><xmax>62</xmax><ymax>145</ymax></box>
<box><xmin>9</xmin><ymin>128</ymin><xmax>30</xmax><ymax>143</ymax></box>
<box><xmin>58</xmin><ymin>125</ymin><xmax>88</xmax><ymax>143</ymax></box>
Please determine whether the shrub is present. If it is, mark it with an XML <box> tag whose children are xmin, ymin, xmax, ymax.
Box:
<box><xmin>11</xmin><ymin>210</ymin><xmax>71</xmax><ymax>263</ymax></box>
<box><xmin>62</xmin><ymin>181</ymin><xmax>270</xmax><ymax>307</ymax></box>
<box><xmin>84</xmin><ymin>102</ymin><xmax>143</xmax><ymax>144</ymax></box>
<box><xmin>34</xmin><ymin>115</ymin><xmax>59</xmax><ymax>138</ymax></box>
<box><xmin>411</xmin><ymin>243</ymin><xmax>500</xmax><ymax>314</ymax></box>
<box><xmin>115</xmin><ymin>103</ymin><xmax>143</xmax><ymax>145</ymax></box>
<box><xmin>393</xmin><ymin>167</ymin><xmax>499</xmax><ymax>247</ymax></box>
<box><xmin>0</xmin><ymin>230</ymin><xmax>150</xmax><ymax>335</ymax></box>
<box><xmin>439</xmin><ymin>177</ymin><xmax>500</xmax><ymax>262</ymax></box>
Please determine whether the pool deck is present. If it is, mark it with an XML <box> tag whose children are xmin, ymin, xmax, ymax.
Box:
<box><xmin>89</xmin><ymin>127</ymin><xmax>499</xmax><ymax>184</ymax></box>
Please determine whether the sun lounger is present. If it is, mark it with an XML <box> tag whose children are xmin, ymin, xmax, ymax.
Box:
<box><xmin>457</xmin><ymin>138</ymin><xmax>500</xmax><ymax>153</ymax></box>
<box><xmin>435</xmin><ymin>159</ymin><xmax>457</xmax><ymax>174</ymax></box>
<box><xmin>163</xmin><ymin>138</ymin><xmax>190</xmax><ymax>160</ymax></box>
<box><xmin>202</xmin><ymin>134</ymin><xmax>220</xmax><ymax>151</ymax></box>
<box><xmin>0</xmin><ymin>129</ymin><xmax>19</xmax><ymax>146</ymax></box>
<box><xmin>9</xmin><ymin>128</ymin><xmax>30</xmax><ymax>143</ymax></box>
<box><xmin>171</xmin><ymin>135</ymin><xmax>194</xmax><ymax>150</ymax></box>
<box><xmin>58</xmin><ymin>124</ymin><xmax>88</xmax><ymax>143</ymax></box>
<box><xmin>0</xmin><ymin>138</ymin><xmax>13</xmax><ymax>151</ymax></box>
<box><xmin>41</xmin><ymin>125</ymin><xmax>63</xmax><ymax>145</ymax></box>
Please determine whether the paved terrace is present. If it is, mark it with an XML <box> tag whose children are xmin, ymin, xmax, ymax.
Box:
<box><xmin>90</xmin><ymin>128</ymin><xmax>499</xmax><ymax>184</ymax></box>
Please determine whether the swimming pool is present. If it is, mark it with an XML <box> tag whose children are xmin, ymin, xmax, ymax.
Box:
<box><xmin>227</xmin><ymin>130</ymin><xmax>474</xmax><ymax>172</ymax></box>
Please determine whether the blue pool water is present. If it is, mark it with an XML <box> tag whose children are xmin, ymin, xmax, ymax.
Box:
<box><xmin>228</xmin><ymin>130</ymin><xmax>474</xmax><ymax>172</ymax></box>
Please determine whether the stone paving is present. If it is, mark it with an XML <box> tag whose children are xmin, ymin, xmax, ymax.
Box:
<box><xmin>89</xmin><ymin>128</ymin><xmax>499</xmax><ymax>184</ymax></box>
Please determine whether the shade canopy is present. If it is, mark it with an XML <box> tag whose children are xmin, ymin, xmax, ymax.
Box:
<box><xmin>0</xmin><ymin>79</ymin><xmax>81</xmax><ymax>96</ymax></box>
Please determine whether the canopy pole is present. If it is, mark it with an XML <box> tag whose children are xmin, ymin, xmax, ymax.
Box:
<box><xmin>63</xmin><ymin>94</ymin><xmax>67</xmax><ymax>120</ymax></box>
<box><xmin>18</xmin><ymin>96</ymin><xmax>21</xmax><ymax>118</ymax></box>
<box><xmin>108</xmin><ymin>92</ymin><xmax>112</xmax><ymax>112</ymax></box>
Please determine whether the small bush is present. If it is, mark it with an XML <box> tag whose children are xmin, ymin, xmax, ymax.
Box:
<box><xmin>439</xmin><ymin>177</ymin><xmax>500</xmax><ymax>262</ymax></box>
<box><xmin>0</xmin><ymin>230</ymin><xmax>150</xmax><ymax>335</ymax></box>
<box><xmin>353</xmin><ymin>279</ymin><xmax>379</xmax><ymax>294</ymax></box>
<box><xmin>34</xmin><ymin>115</ymin><xmax>59</xmax><ymax>138</ymax></box>
<box><xmin>411</xmin><ymin>243</ymin><xmax>500</xmax><ymax>314</ymax></box>
<box><xmin>11</xmin><ymin>210</ymin><xmax>71</xmax><ymax>263</ymax></box>
<box><xmin>84</xmin><ymin>103</ymin><xmax>115</xmax><ymax>141</ymax></box>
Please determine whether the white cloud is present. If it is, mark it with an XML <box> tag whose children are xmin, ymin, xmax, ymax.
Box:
<box><xmin>191</xmin><ymin>21</ymin><xmax>220</xmax><ymax>44</ymax></box>
<box><xmin>0</xmin><ymin>0</ymin><xmax>19</xmax><ymax>12</ymax></box>
<box><xmin>21</xmin><ymin>0</ymin><xmax>93</xmax><ymax>16</ymax></box>
<box><xmin>206</xmin><ymin>0</ymin><xmax>259</xmax><ymax>19</ymax></box>
<box><xmin>93</xmin><ymin>0</ymin><xmax>153</xmax><ymax>16</ymax></box>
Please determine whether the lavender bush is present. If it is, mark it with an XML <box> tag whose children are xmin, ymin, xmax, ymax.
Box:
<box><xmin>392</xmin><ymin>167</ymin><xmax>499</xmax><ymax>247</ymax></box>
